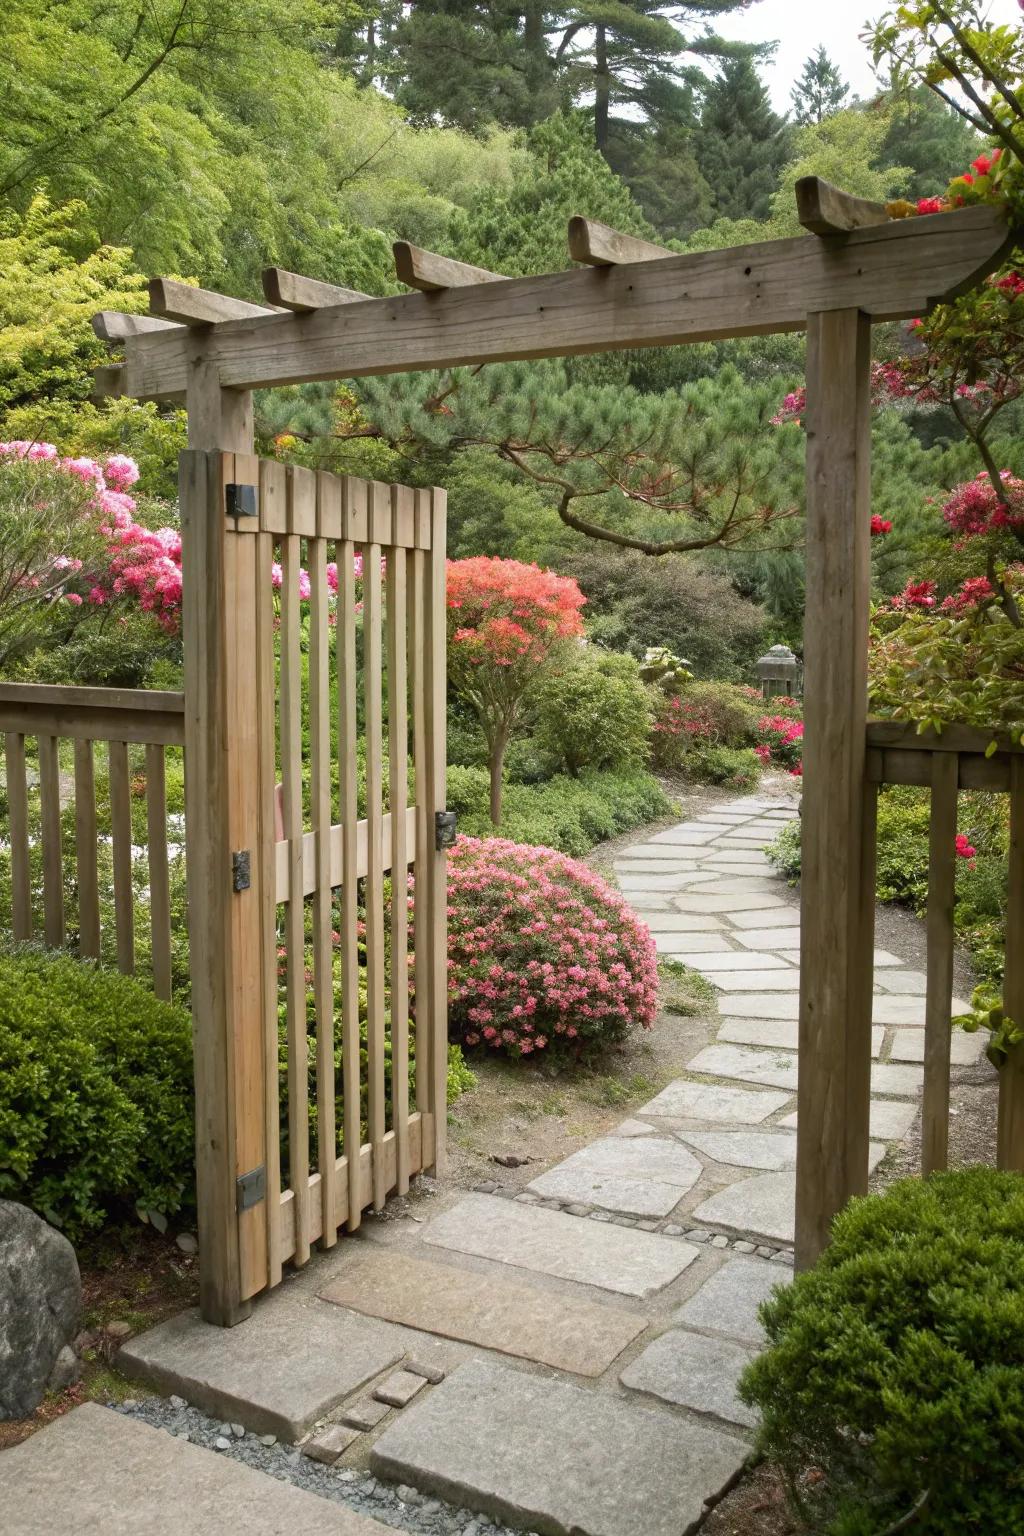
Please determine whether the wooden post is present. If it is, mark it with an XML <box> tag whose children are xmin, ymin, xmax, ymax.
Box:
<box><xmin>998</xmin><ymin>757</ymin><xmax>1024</xmax><ymax>1168</ymax></box>
<box><xmin>180</xmin><ymin>366</ymin><xmax>266</xmax><ymax>1325</ymax></box>
<box><xmin>425</xmin><ymin>488</ymin><xmax>449</xmax><ymax>1173</ymax></box>
<box><xmin>796</xmin><ymin>308</ymin><xmax>874</xmax><ymax>1270</ymax></box>
<box><xmin>922</xmin><ymin>752</ymin><xmax>958</xmax><ymax>1174</ymax></box>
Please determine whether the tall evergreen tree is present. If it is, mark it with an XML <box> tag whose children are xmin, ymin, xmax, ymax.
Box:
<box><xmin>877</xmin><ymin>85</ymin><xmax>985</xmax><ymax>198</ymax></box>
<box><xmin>790</xmin><ymin>46</ymin><xmax>849</xmax><ymax>126</ymax></box>
<box><xmin>698</xmin><ymin>58</ymin><xmax>791</xmax><ymax>222</ymax></box>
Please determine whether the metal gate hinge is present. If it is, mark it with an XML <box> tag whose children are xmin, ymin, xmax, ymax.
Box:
<box><xmin>231</xmin><ymin>849</ymin><xmax>251</xmax><ymax>892</ymax></box>
<box><xmin>236</xmin><ymin>1165</ymin><xmax>266</xmax><ymax>1212</ymax></box>
<box><xmin>225</xmin><ymin>482</ymin><xmax>258</xmax><ymax>522</ymax></box>
<box><xmin>435</xmin><ymin>810</ymin><xmax>457</xmax><ymax>850</ymax></box>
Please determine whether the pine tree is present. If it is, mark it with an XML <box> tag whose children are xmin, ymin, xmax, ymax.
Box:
<box><xmin>877</xmin><ymin>85</ymin><xmax>985</xmax><ymax>199</ymax></box>
<box><xmin>698</xmin><ymin>58</ymin><xmax>792</xmax><ymax>223</ymax></box>
<box><xmin>790</xmin><ymin>46</ymin><xmax>848</xmax><ymax>126</ymax></box>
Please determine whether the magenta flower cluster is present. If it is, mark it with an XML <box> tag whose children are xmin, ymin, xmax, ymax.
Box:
<box><xmin>445</xmin><ymin>835</ymin><xmax>659</xmax><ymax>1063</ymax></box>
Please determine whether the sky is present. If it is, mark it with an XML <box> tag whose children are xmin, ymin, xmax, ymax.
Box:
<box><xmin>715</xmin><ymin>0</ymin><xmax>1024</xmax><ymax>114</ymax></box>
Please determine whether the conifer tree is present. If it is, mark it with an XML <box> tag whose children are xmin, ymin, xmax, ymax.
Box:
<box><xmin>698</xmin><ymin>57</ymin><xmax>791</xmax><ymax>222</ymax></box>
<box><xmin>790</xmin><ymin>46</ymin><xmax>849</xmax><ymax>125</ymax></box>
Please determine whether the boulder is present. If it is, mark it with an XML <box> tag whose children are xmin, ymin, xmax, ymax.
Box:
<box><xmin>0</xmin><ymin>1201</ymin><xmax>81</xmax><ymax>1419</ymax></box>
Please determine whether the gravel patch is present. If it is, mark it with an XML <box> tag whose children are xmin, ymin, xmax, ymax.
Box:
<box><xmin>110</xmin><ymin>1398</ymin><xmax>528</xmax><ymax>1536</ymax></box>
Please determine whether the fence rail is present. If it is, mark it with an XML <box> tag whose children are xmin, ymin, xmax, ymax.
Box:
<box><xmin>0</xmin><ymin>684</ymin><xmax>184</xmax><ymax>1001</ymax></box>
<box><xmin>865</xmin><ymin>719</ymin><xmax>1024</xmax><ymax>1173</ymax></box>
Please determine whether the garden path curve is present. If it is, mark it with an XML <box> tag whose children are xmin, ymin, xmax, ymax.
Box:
<box><xmin>14</xmin><ymin>788</ymin><xmax>982</xmax><ymax>1536</ymax></box>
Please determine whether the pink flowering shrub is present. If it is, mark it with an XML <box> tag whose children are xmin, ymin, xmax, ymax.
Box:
<box><xmin>446</xmin><ymin>835</ymin><xmax>659</xmax><ymax>1063</ymax></box>
<box><xmin>651</xmin><ymin>680</ymin><xmax>760</xmax><ymax>771</ymax></box>
<box><xmin>756</xmin><ymin>713</ymin><xmax>804</xmax><ymax>774</ymax></box>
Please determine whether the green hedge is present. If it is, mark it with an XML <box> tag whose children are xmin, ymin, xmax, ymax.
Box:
<box><xmin>741</xmin><ymin>1169</ymin><xmax>1024</xmax><ymax>1535</ymax></box>
<box><xmin>0</xmin><ymin>946</ymin><xmax>195</xmax><ymax>1237</ymax></box>
<box><xmin>446</xmin><ymin>765</ymin><xmax>673</xmax><ymax>856</ymax></box>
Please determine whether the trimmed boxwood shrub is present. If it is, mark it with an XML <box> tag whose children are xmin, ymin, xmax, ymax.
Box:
<box><xmin>532</xmin><ymin>651</ymin><xmax>653</xmax><ymax>776</ymax></box>
<box><xmin>447</xmin><ymin>835</ymin><xmax>659</xmax><ymax>1063</ymax></box>
<box><xmin>741</xmin><ymin>1168</ymin><xmax>1024</xmax><ymax>1535</ymax></box>
<box><xmin>0</xmin><ymin>946</ymin><xmax>194</xmax><ymax>1237</ymax></box>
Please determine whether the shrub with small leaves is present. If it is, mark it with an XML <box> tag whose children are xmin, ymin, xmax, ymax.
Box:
<box><xmin>447</xmin><ymin>835</ymin><xmax>659</xmax><ymax>1063</ymax></box>
<box><xmin>741</xmin><ymin>1168</ymin><xmax>1024</xmax><ymax>1534</ymax></box>
<box><xmin>0</xmin><ymin>946</ymin><xmax>194</xmax><ymax>1237</ymax></box>
<box><xmin>650</xmin><ymin>679</ymin><xmax>761</xmax><ymax>770</ymax></box>
<box><xmin>532</xmin><ymin>650</ymin><xmax>653</xmax><ymax>775</ymax></box>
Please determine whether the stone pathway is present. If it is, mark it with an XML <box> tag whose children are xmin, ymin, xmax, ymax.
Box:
<box><xmin>13</xmin><ymin>787</ymin><xmax>984</xmax><ymax>1536</ymax></box>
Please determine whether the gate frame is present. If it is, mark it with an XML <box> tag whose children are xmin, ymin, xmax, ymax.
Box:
<box><xmin>93</xmin><ymin>179</ymin><xmax>1016</xmax><ymax>1321</ymax></box>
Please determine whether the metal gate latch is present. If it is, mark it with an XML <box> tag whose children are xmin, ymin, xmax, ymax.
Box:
<box><xmin>225</xmin><ymin>482</ymin><xmax>258</xmax><ymax>522</ymax></box>
<box><xmin>435</xmin><ymin>810</ymin><xmax>458</xmax><ymax>850</ymax></box>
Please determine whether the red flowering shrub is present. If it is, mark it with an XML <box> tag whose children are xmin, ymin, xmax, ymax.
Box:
<box><xmin>446</xmin><ymin>557</ymin><xmax>586</xmax><ymax>824</ymax></box>
<box><xmin>651</xmin><ymin>680</ymin><xmax>760</xmax><ymax>770</ymax></box>
<box><xmin>446</xmin><ymin>835</ymin><xmax>659</xmax><ymax>1063</ymax></box>
<box><xmin>756</xmin><ymin>713</ymin><xmax>804</xmax><ymax>773</ymax></box>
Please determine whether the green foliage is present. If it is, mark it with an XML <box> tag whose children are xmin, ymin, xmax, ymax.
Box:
<box><xmin>684</xmin><ymin>743</ymin><xmax>760</xmax><ymax>788</ymax></box>
<box><xmin>790</xmin><ymin>45</ymin><xmax>849</xmax><ymax>126</ymax></box>
<box><xmin>564</xmin><ymin>545</ymin><xmax>767</xmax><ymax>679</ymax></box>
<box><xmin>877</xmin><ymin>84</ymin><xmax>986</xmax><ymax>200</ymax></box>
<box><xmin>0</xmin><ymin>196</ymin><xmax>147</xmax><ymax>417</ymax></box>
<box><xmin>650</xmin><ymin>678</ymin><xmax>762</xmax><ymax>771</ymax></box>
<box><xmin>445</xmin><ymin>764</ymin><xmax>673</xmax><ymax>857</ymax></box>
<box><xmin>698</xmin><ymin>58</ymin><xmax>792</xmax><ymax>223</ymax></box>
<box><xmin>0</xmin><ymin>945</ymin><xmax>194</xmax><ymax>1236</ymax></box>
<box><xmin>532</xmin><ymin>650</ymin><xmax>654</xmax><ymax>776</ymax></box>
<box><xmin>446</xmin><ymin>1044</ymin><xmax>477</xmax><ymax>1104</ymax></box>
<box><xmin>741</xmin><ymin>1168</ymin><xmax>1024</xmax><ymax>1534</ymax></box>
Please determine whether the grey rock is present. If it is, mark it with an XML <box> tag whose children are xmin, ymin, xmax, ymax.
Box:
<box><xmin>755</xmin><ymin>1246</ymin><xmax>774</xmax><ymax>1259</ymax></box>
<box><xmin>374</xmin><ymin>1370</ymin><xmax>428</xmax><ymax>1408</ymax></box>
<box><xmin>214</xmin><ymin>1436</ymin><xmax>232</xmax><ymax>1451</ymax></box>
<box><xmin>260</xmin><ymin>1433</ymin><xmax>277</xmax><ymax>1446</ymax></box>
<box><xmin>733</xmin><ymin>1240</ymin><xmax>756</xmax><ymax>1254</ymax></box>
<box><xmin>0</xmin><ymin>1201</ymin><xmax>81</xmax><ymax>1420</ymax></box>
<box><xmin>692</xmin><ymin>1172</ymin><xmax>796</xmax><ymax>1245</ymax></box>
<box><xmin>169</xmin><ymin>1395</ymin><xmax>187</xmax><ymax>1410</ymax></box>
<box><xmin>711</xmin><ymin>1235</ymin><xmax>729</xmax><ymax>1249</ymax></box>
<box><xmin>662</xmin><ymin>1224</ymin><xmax>684</xmax><ymax>1236</ymax></box>
<box><xmin>564</xmin><ymin>1203</ymin><xmax>591</xmax><ymax>1217</ymax></box>
<box><xmin>687</xmin><ymin>1229</ymin><xmax>711</xmax><ymax>1244</ymax></box>
<box><xmin>771</xmin><ymin>1251</ymin><xmax>795</xmax><ymax>1267</ymax></box>
<box><xmin>371</xmin><ymin>1358</ymin><xmax>747</xmax><ymax>1536</ymax></box>
<box><xmin>303</xmin><ymin>1423</ymin><xmax>361</xmax><ymax>1464</ymax></box>
<box><xmin>175</xmin><ymin>1233</ymin><xmax>199</xmax><ymax>1256</ymax></box>
<box><xmin>231</xmin><ymin>1422</ymin><xmax>245</xmax><ymax>1438</ymax></box>
<box><xmin>473</xmin><ymin>1182</ymin><xmax>499</xmax><ymax>1195</ymax></box>
<box><xmin>47</xmin><ymin>1345</ymin><xmax>81</xmax><ymax>1392</ymax></box>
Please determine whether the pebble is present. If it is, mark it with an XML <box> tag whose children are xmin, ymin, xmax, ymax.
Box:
<box><xmin>733</xmin><ymin>1240</ymin><xmax>756</xmax><ymax>1254</ymax></box>
<box><xmin>214</xmin><ymin>1436</ymin><xmax>232</xmax><ymax>1451</ymax></box>
<box><xmin>688</xmin><ymin>1228</ymin><xmax>712</xmax><ymax>1243</ymax></box>
<box><xmin>564</xmin><ymin>1203</ymin><xmax>591</xmax><ymax>1217</ymax></box>
<box><xmin>169</xmin><ymin>1395</ymin><xmax>187</xmax><ymax>1410</ymax></box>
<box><xmin>473</xmin><ymin>1181</ymin><xmax>499</xmax><ymax>1194</ymax></box>
<box><xmin>514</xmin><ymin>1192</ymin><xmax>539</xmax><ymax>1205</ymax></box>
<box><xmin>175</xmin><ymin>1232</ymin><xmax>199</xmax><ymax>1255</ymax></box>
<box><xmin>755</xmin><ymin>1245</ymin><xmax>775</xmax><ymax>1258</ymax></box>
<box><xmin>663</xmin><ymin>1223</ymin><xmax>684</xmax><ymax>1236</ymax></box>
<box><xmin>636</xmin><ymin>1219</ymin><xmax>659</xmax><ymax>1232</ymax></box>
<box><xmin>260</xmin><ymin>1434</ymin><xmax>277</xmax><ymax>1446</ymax></box>
<box><xmin>772</xmin><ymin>1250</ymin><xmax>795</xmax><ymax>1266</ymax></box>
<box><xmin>407</xmin><ymin>1359</ymin><xmax>446</xmax><ymax>1385</ymax></box>
<box><xmin>589</xmin><ymin>1210</ymin><xmax>612</xmax><ymax>1222</ymax></box>
<box><xmin>231</xmin><ymin>1422</ymin><xmax>246</xmax><ymax>1438</ymax></box>
<box><xmin>105</xmin><ymin>1320</ymin><xmax>132</xmax><ymax>1340</ymax></box>
<box><xmin>711</xmin><ymin>1234</ymin><xmax>729</xmax><ymax>1248</ymax></box>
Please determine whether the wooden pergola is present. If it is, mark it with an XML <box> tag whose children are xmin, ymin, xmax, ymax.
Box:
<box><xmin>91</xmin><ymin>177</ymin><xmax>1016</xmax><ymax>1322</ymax></box>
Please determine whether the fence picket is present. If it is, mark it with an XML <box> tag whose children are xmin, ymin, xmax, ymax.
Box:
<box><xmin>409</xmin><ymin>501</ymin><xmax>430</xmax><ymax>1122</ymax></box>
<box><xmin>38</xmin><ymin>734</ymin><xmax>64</xmax><ymax>948</ymax></box>
<box><xmin>145</xmin><ymin>743</ymin><xmax>172</xmax><ymax>1000</ymax></box>
<box><xmin>365</xmin><ymin>483</ymin><xmax>388</xmax><ymax>1210</ymax></box>
<box><xmin>339</xmin><ymin>478</ymin><xmax>365</xmax><ymax>1233</ymax></box>
<box><xmin>922</xmin><ymin>753</ymin><xmax>958</xmax><ymax>1174</ymax></box>
<box><xmin>389</xmin><ymin>487</ymin><xmax>412</xmax><ymax>1194</ymax></box>
<box><xmin>108</xmin><ymin>740</ymin><xmax>134</xmax><ymax>971</ymax></box>
<box><xmin>310</xmin><ymin>481</ymin><xmax>337</xmax><ymax>1243</ymax></box>
<box><xmin>999</xmin><ymin>757</ymin><xmax>1024</xmax><ymax>1168</ymax></box>
<box><xmin>425</xmin><ymin>488</ymin><xmax>448</xmax><ymax>1172</ymax></box>
<box><xmin>5</xmin><ymin>733</ymin><xmax>31</xmax><ymax>941</ymax></box>
<box><xmin>73</xmin><ymin>739</ymin><xmax>100</xmax><ymax>959</ymax></box>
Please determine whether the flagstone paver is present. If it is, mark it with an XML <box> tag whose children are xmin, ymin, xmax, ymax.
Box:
<box><xmin>421</xmin><ymin>1194</ymin><xmax>699</xmax><ymax>1297</ymax></box>
<box><xmin>639</xmin><ymin>1080</ymin><xmax>792</xmax><ymax>1123</ymax></box>
<box><xmin>620</xmin><ymin>1328</ymin><xmax>758</xmax><ymax>1428</ymax></box>
<box><xmin>890</xmin><ymin>1026</ymin><xmax>986</xmax><ymax>1065</ymax></box>
<box><xmin>691</xmin><ymin>1172</ymin><xmax>796</xmax><ymax>1244</ymax></box>
<box><xmin>525</xmin><ymin>1135</ymin><xmax>703</xmax><ymax>1217</ymax></box>
<box><xmin>673</xmin><ymin>1256</ymin><xmax>790</xmax><ymax>1346</ymax></box>
<box><xmin>685</xmin><ymin>1043</ymin><xmax>800</xmax><ymax>1091</ymax></box>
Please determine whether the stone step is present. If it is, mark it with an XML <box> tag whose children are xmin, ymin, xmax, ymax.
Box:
<box><xmin>318</xmin><ymin>1245</ymin><xmax>647</xmax><ymax>1378</ymax></box>
<box><xmin>118</xmin><ymin>1289</ymin><xmax>407</xmax><ymax>1441</ymax></box>
<box><xmin>370</xmin><ymin>1357</ymin><xmax>748</xmax><ymax>1536</ymax></box>
<box><xmin>3</xmin><ymin>1403</ymin><xmax>390</xmax><ymax>1536</ymax></box>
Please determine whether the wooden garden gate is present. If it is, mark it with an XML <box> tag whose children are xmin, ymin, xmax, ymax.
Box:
<box><xmin>91</xmin><ymin>177</ymin><xmax>1016</xmax><ymax>1323</ymax></box>
<box><xmin>181</xmin><ymin>448</ymin><xmax>449</xmax><ymax>1323</ymax></box>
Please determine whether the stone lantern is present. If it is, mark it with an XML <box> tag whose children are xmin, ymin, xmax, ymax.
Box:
<box><xmin>756</xmin><ymin>643</ymin><xmax>800</xmax><ymax>700</ymax></box>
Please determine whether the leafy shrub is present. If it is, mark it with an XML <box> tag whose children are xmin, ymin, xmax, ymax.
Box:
<box><xmin>447</xmin><ymin>836</ymin><xmax>659</xmax><ymax>1063</ymax></box>
<box><xmin>755</xmin><ymin>709</ymin><xmax>804</xmax><ymax>773</ymax></box>
<box><xmin>0</xmin><ymin>946</ymin><xmax>194</xmax><ymax>1236</ymax></box>
<box><xmin>533</xmin><ymin>650</ymin><xmax>653</xmax><ymax>775</ymax></box>
<box><xmin>686</xmin><ymin>744</ymin><xmax>761</xmax><ymax>788</ymax></box>
<box><xmin>446</xmin><ymin>764</ymin><xmax>673</xmax><ymax>857</ymax></box>
<box><xmin>651</xmin><ymin>679</ymin><xmax>761</xmax><ymax>770</ymax></box>
<box><xmin>741</xmin><ymin>1168</ymin><xmax>1024</xmax><ymax>1534</ymax></box>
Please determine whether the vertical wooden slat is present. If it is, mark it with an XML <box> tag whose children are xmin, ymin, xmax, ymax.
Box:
<box><xmin>108</xmin><ymin>740</ymin><xmax>134</xmax><ymax>972</ymax></box>
<box><xmin>258</xmin><ymin>459</ymin><xmax>285</xmax><ymax>1287</ymax></box>
<box><xmin>310</xmin><ymin>486</ymin><xmax>337</xmax><ymax>1244</ymax></box>
<box><xmin>389</xmin><ymin>487</ymin><xmax>412</xmax><ymax>1194</ymax></box>
<box><xmin>409</xmin><ymin>498</ymin><xmax>431</xmax><ymax>1124</ymax></box>
<box><xmin>38</xmin><ymin>734</ymin><xmax>64</xmax><ymax>947</ymax></box>
<box><xmin>281</xmin><ymin>467</ymin><xmax>313</xmax><ymax>1264</ymax></box>
<box><xmin>6</xmin><ymin>733</ymin><xmax>32</xmax><ymax>940</ymax></box>
<box><xmin>73</xmin><ymin>739</ymin><xmax>100</xmax><ymax>958</ymax></box>
<box><xmin>425</xmin><ymin>487</ymin><xmax>449</xmax><ymax>1173</ymax></box>
<box><xmin>340</xmin><ymin>478</ymin><xmax>367</xmax><ymax>1231</ymax></box>
<box><xmin>145</xmin><ymin>744</ymin><xmax>172</xmax><ymax>1000</ymax></box>
<box><xmin>922</xmin><ymin>752</ymin><xmax>958</xmax><ymax>1174</ymax></box>
<box><xmin>998</xmin><ymin>757</ymin><xmax>1024</xmax><ymax>1169</ymax></box>
<box><xmin>365</xmin><ymin>485</ymin><xmax>388</xmax><ymax>1210</ymax></box>
<box><xmin>796</xmin><ymin>308</ymin><xmax>873</xmax><ymax>1270</ymax></box>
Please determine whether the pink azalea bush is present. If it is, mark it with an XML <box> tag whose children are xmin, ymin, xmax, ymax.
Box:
<box><xmin>755</xmin><ymin>712</ymin><xmax>804</xmax><ymax>775</ymax></box>
<box><xmin>446</xmin><ymin>835</ymin><xmax>659</xmax><ymax>1063</ymax></box>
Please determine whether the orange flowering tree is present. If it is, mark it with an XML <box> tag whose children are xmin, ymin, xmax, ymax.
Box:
<box><xmin>446</xmin><ymin>557</ymin><xmax>586</xmax><ymax>824</ymax></box>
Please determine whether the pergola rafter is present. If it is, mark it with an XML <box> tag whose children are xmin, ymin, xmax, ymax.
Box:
<box><xmin>86</xmin><ymin>179</ymin><xmax>1019</xmax><ymax>1321</ymax></box>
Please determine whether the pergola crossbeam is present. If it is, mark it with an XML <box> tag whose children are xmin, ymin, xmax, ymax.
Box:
<box><xmin>568</xmin><ymin>216</ymin><xmax>673</xmax><ymax>266</ymax></box>
<box><xmin>92</xmin><ymin>311</ymin><xmax>184</xmax><ymax>341</ymax></box>
<box><xmin>149</xmin><ymin>276</ymin><xmax>281</xmax><ymax>326</ymax></box>
<box><xmin>262</xmin><ymin>268</ymin><xmax>371</xmax><ymax>311</ymax></box>
<box><xmin>797</xmin><ymin>176</ymin><xmax>891</xmax><ymax>236</ymax></box>
<box><xmin>110</xmin><ymin>206</ymin><xmax>1010</xmax><ymax>400</ymax></box>
<box><xmin>393</xmin><ymin>241</ymin><xmax>504</xmax><ymax>291</ymax></box>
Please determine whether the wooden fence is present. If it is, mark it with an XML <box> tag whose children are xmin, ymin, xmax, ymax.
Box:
<box><xmin>865</xmin><ymin>720</ymin><xmax>1024</xmax><ymax>1173</ymax></box>
<box><xmin>0</xmin><ymin>683</ymin><xmax>184</xmax><ymax>1000</ymax></box>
